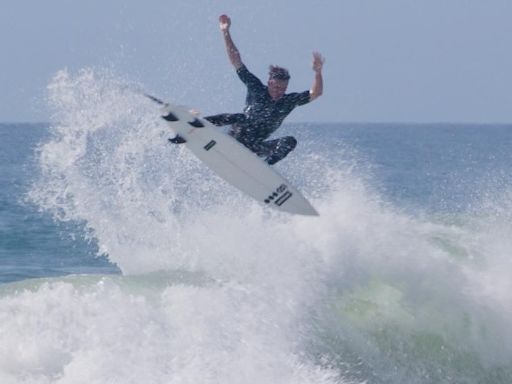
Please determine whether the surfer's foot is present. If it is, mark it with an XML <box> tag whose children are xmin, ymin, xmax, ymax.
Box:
<box><xmin>189</xmin><ymin>108</ymin><xmax>200</xmax><ymax>116</ymax></box>
<box><xmin>168</xmin><ymin>135</ymin><xmax>187</xmax><ymax>144</ymax></box>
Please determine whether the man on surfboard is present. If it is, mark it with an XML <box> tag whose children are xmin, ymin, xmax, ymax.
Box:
<box><xmin>204</xmin><ymin>14</ymin><xmax>324</xmax><ymax>165</ymax></box>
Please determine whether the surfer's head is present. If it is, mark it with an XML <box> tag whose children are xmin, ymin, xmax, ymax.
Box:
<box><xmin>269</xmin><ymin>66</ymin><xmax>290</xmax><ymax>81</ymax></box>
<box><xmin>267</xmin><ymin>65</ymin><xmax>289</xmax><ymax>100</ymax></box>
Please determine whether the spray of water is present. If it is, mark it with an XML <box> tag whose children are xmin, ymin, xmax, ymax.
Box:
<box><xmin>2</xmin><ymin>69</ymin><xmax>510</xmax><ymax>384</ymax></box>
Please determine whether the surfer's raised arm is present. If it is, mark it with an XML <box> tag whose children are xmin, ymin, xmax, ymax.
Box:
<box><xmin>219</xmin><ymin>14</ymin><xmax>243</xmax><ymax>70</ymax></box>
<box><xmin>309</xmin><ymin>52</ymin><xmax>324</xmax><ymax>101</ymax></box>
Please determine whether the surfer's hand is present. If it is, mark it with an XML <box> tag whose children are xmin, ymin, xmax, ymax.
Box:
<box><xmin>219</xmin><ymin>14</ymin><xmax>231</xmax><ymax>31</ymax></box>
<box><xmin>312</xmin><ymin>52</ymin><xmax>324</xmax><ymax>73</ymax></box>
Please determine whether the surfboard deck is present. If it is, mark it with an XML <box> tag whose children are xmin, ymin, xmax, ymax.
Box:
<box><xmin>151</xmin><ymin>97</ymin><xmax>318</xmax><ymax>216</ymax></box>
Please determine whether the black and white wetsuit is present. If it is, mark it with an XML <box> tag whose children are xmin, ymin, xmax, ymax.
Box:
<box><xmin>205</xmin><ymin>65</ymin><xmax>311</xmax><ymax>165</ymax></box>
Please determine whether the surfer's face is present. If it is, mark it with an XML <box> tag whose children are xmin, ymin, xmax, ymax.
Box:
<box><xmin>267</xmin><ymin>78</ymin><xmax>288</xmax><ymax>101</ymax></box>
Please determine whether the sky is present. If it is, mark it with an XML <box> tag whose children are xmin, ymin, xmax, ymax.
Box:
<box><xmin>2</xmin><ymin>0</ymin><xmax>512</xmax><ymax>123</ymax></box>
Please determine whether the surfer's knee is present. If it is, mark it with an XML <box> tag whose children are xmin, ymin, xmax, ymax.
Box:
<box><xmin>265</xmin><ymin>136</ymin><xmax>297</xmax><ymax>165</ymax></box>
<box><xmin>279</xmin><ymin>136</ymin><xmax>297</xmax><ymax>153</ymax></box>
<box><xmin>284</xmin><ymin>136</ymin><xmax>297</xmax><ymax>150</ymax></box>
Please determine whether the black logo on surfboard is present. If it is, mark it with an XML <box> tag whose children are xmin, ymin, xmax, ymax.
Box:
<box><xmin>204</xmin><ymin>140</ymin><xmax>216</xmax><ymax>151</ymax></box>
<box><xmin>265</xmin><ymin>184</ymin><xmax>292</xmax><ymax>206</ymax></box>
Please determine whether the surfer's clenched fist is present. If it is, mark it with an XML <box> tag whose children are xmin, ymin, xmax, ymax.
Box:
<box><xmin>219</xmin><ymin>14</ymin><xmax>231</xmax><ymax>31</ymax></box>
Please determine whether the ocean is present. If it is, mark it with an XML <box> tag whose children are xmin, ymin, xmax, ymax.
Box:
<box><xmin>1</xmin><ymin>70</ymin><xmax>512</xmax><ymax>384</ymax></box>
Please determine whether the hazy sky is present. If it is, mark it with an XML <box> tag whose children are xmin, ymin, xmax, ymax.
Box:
<box><xmin>2</xmin><ymin>0</ymin><xmax>511</xmax><ymax>123</ymax></box>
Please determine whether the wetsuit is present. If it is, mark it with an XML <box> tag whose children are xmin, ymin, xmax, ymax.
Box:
<box><xmin>205</xmin><ymin>65</ymin><xmax>311</xmax><ymax>165</ymax></box>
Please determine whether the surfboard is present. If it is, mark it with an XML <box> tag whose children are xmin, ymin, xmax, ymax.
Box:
<box><xmin>148</xmin><ymin>96</ymin><xmax>318</xmax><ymax>216</ymax></box>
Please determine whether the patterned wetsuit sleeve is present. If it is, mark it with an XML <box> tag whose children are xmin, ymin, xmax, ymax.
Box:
<box><xmin>236</xmin><ymin>65</ymin><xmax>264</xmax><ymax>90</ymax></box>
<box><xmin>288</xmin><ymin>90</ymin><xmax>311</xmax><ymax>106</ymax></box>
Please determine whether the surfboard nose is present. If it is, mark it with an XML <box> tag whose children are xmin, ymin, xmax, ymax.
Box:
<box><xmin>286</xmin><ymin>201</ymin><xmax>319</xmax><ymax>216</ymax></box>
<box><xmin>304</xmin><ymin>205</ymin><xmax>320</xmax><ymax>216</ymax></box>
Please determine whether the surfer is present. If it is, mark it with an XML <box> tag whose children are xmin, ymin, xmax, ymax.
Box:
<box><xmin>204</xmin><ymin>14</ymin><xmax>324</xmax><ymax>165</ymax></box>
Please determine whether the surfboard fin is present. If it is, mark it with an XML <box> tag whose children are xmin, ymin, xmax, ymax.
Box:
<box><xmin>188</xmin><ymin>118</ymin><xmax>205</xmax><ymax>128</ymax></box>
<box><xmin>162</xmin><ymin>112</ymin><xmax>179</xmax><ymax>122</ymax></box>
<box><xmin>168</xmin><ymin>135</ymin><xmax>187</xmax><ymax>144</ymax></box>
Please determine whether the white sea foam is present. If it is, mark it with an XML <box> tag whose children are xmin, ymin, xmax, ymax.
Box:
<box><xmin>3</xmin><ymin>69</ymin><xmax>510</xmax><ymax>383</ymax></box>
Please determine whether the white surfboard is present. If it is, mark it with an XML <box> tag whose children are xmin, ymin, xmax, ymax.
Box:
<box><xmin>149</xmin><ymin>97</ymin><xmax>318</xmax><ymax>216</ymax></box>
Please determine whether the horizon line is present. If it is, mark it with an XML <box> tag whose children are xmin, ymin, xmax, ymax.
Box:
<box><xmin>1</xmin><ymin>120</ymin><xmax>512</xmax><ymax>126</ymax></box>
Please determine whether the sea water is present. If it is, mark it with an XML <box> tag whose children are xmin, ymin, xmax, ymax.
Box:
<box><xmin>1</xmin><ymin>69</ymin><xmax>511</xmax><ymax>384</ymax></box>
